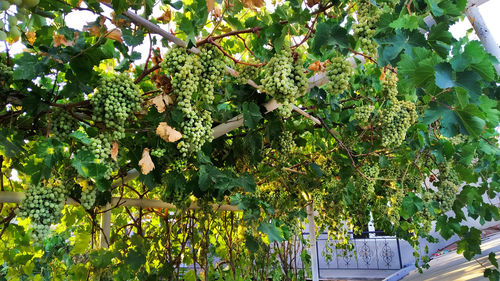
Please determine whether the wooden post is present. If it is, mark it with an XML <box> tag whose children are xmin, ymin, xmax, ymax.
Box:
<box><xmin>99</xmin><ymin>203</ymin><xmax>111</xmax><ymax>249</ymax></box>
<box><xmin>307</xmin><ymin>204</ymin><xmax>319</xmax><ymax>281</ymax></box>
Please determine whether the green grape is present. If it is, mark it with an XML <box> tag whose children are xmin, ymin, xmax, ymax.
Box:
<box><xmin>277</xmin><ymin>131</ymin><xmax>296</xmax><ymax>163</ymax></box>
<box><xmin>87</xmin><ymin>133</ymin><xmax>119</xmax><ymax>179</ymax></box>
<box><xmin>352</xmin><ymin>0</ymin><xmax>381</xmax><ymax>57</ymax></box>
<box><xmin>198</xmin><ymin>44</ymin><xmax>226</xmax><ymax>104</ymax></box>
<box><xmin>161</xmin><ymin>46</ymin><xmax>188</xmax><ymax>75</ymax></box>
<box><xmin>324</xmin><ymin>56</ymin><xmax>353</xmax><ymax>95</ymax></box>
<box><xmin>162</xmin><ymin>47</ymin><xmax>213</xmax><ymax>157</ymax></box>
<box><xmin>80</xmin><ymin>184</ymin><xmax>97</xmax><ymax>210</ymax></box>
<box><xmin>380</xmin><ymin>100</ymin><xmax>418</xmax><ymax>147</ymax></box>
<box><xmin>150</xmin><ymin>148</ymin><xmax>166</xmax><ymax>158</ymax></box>
<box><xmin>435</xmin><ymin>163</ymin><xmax>460</xmax><ymax>212</ymax></box>
<box><xmin>17</xmin><ymin>182</ymin><xmax>67</xmax><ymax>242</ymax></box>
<box><xmin>354</xmin><ymin>104</ymin><xmax>374</xmax><ymax>124</ymax></box>
<box><xmin>381</xmin><ymin>71</ymin><xmax>398</xmax><ymax>103</ymax></box>
<box><xmin>261</xmin><ymin>49</ymin><xmax>308</xmax><ymax>117</ymax></box>
<box><xmin>49</xmin><ymin>107</ymin><xmax>79</xmax><ymax>140</ymax></box>
<box><xmin>357</xmin><ymin>163</ymin><xmax>379</xmax><ymax>195</ymax></box>
<box><xmin>235</xmin><ymin>63</ymin><xmax>259</xmax><ymax>84</ymax></box>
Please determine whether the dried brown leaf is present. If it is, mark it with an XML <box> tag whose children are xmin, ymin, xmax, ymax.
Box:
<box><xmin>106</xmin><ymin>29</ymin><xmax>123</xmax><ymax>43</ymax></box>
<box><xmin>110</xmin><ymin>141</ymin><xmax>119</xmax><ymax>161</ymax></box>
<box><xmin>149</xmin><ymin>94</ymin><xmax>174</xmax><ymax>113</ymax></box>
<box><xmin>156</xmin><ymin>8</ymin><xmax>172</xmax><ymax>23</ymax></box>
<box><xmin>138</xmin><ymin>148</ymin><xmax>155</xmax><ymax>175</ymax></box>
<box><xmin>53</xmin><ymin>34</ymin><xmax>75</xmax><ymax>47</ymax></box>
<box><xmin>156</xmin><ymin>122</ymin><xmax>182</xmax><ymax>142</ymax></box>
<box><xmin>206</xmin><ymin>0</ymin><xmax>215</xmax><ymax>12</ymax></box>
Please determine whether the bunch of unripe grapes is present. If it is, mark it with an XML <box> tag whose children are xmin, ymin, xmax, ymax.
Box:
<box><xmin>354</xmin><ymin>104</ymin><xmax>374</xmax><ymax>124</ymax></box>
<box><xmin>325</xmin><ymin>56</ymin><xmax>353</xmax><ymax>95</ymax></box>
<box><xmin>177</xmin><ymin>109</ymin><xmax>213</xmax><ymax>157</ymax></box>
<box><xmin>352</xmin><ymin>0</ymin><xmax>381</xmax><ymax>57</ymax></box>
<box><xmin>277</xmin><ymin>131</ymin><xmax>296</xmax><ymax>162</ymax></box>
<box><xmin>49</xmin><ymin>107</ymin><xmax>79</xmax><ymax>140</ymax></box>
<box><xmin>358</xmin><ymin>163</ymin><xmax>379</xmax><ymax>194</ymax></box>
<box><xmin>150</xmin><ymin>148</ymin><xmax>166</xmax><ymax>158</ymax></box>
<box><xmin>162</xmin><ymin>47</ymin><xmax>214</xmax><ymax>157</ymax></box>
<box><xmin>235</xmin><ymin>63</ymin><xmax>259</xmax><ymax>84</ymax></box>
<box><xmin>199</xmin><ymin>44</ymin><xmax>226</xmax><ymax>104</ymax></box>
<box><xmin>88</xmin><ymin>133</ymin><xmax>119</xmax><ymax>179</ymax></box>
<box><xmin>380</xmin><ymin>100</ymin><xmax>417</xmax><ymax>147</ymax></box>
<box><xmin>381</xmin><ymin>71</ymin><xmax>398</xmax><ymax>103</ymax></box>
<box><xmin>435</xmin><ymin>163</ymin><xmax>460</xmax><ymax>213</ymax></box>
<box><xmin>91</xmin><ymin>74</ymin><xmax>142</xmax><ymax>138</ymax></box>
<box><xmin>17</xmin><ymin>182</ymin><xmax>66</xmax><ymax>242</ymax></box>
<box><xmin>261</xmin><ymin>50</ymin><xmax>308</xmax><ymax>117</ymax></box>
<box><xmin>80</xmin><ymin>184</ymin><xmax>97</xmax><ymax>210</ymax></box>
<box><xmin>0</xmin><ymin>0</ymin><xmax>39</xmax><ymax>41</ymax></box>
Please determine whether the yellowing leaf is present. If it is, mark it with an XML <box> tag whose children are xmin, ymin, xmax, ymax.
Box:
<box><xmin>157</xmin><ymin>8</ymin><xmax>172</xmax><ymax>23</ymax></box>
<box><xmin>149</xmin><ymin>94</ymin><xmax>174</xmax><ymax>113</ymax></box>
<box><xmin>26</xmin><ymin>30</ymin><xmax>36</xmax><ymax>45</ymax></box>
<box><xmin>138</xmin><ymin>148</ymin><xmax>155</xmax><ymax>175</ymax></box>
<box><xmin>156</xmin><ymin>122</ymin><xmax>182</xmax><ymax>142</ymax></box>
<box><xmin>53</xmin><ymin>34</ymin><xmax>75</xmax><ymax>47</ymax></box>
<box><xmin>110</xmin><ymin>141</ymin><xmax>119</xmax><ymax>161</ymax></box>
<box><xmin>106</xmin><ymin>29</ymin><xmax>123</xmax><ymax>43</ymax></box>
<box><xmin>241</xmin><ymin>0</ymin><xmax>265</xmax><ymax>8</ymax></box>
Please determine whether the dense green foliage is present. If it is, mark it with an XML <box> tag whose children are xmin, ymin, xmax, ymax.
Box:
<box><xmin>0</xmin><ymin>0</ymin><xmax>498</xmax><ymax>280</ymax></box>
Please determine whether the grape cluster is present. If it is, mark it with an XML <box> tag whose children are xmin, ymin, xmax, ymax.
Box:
<box><xmin>162</xmin><ymin>47</ymin><xmax>214</xmax><ymax>157</ymax></box>
<box><xmin>380</xmin><ymin>100</ymin><xmax>417</xmax><ymax>147</ymax></box>
<box><xmin>162</xmin><ymin>46</ymin><xmax>188</xmax><ymax>75</ymax></box>
<box><xmin>235</xmin><ymin>63</ymin><xmax>259</xmax><ymax>84</ymax></box>
<box><xmin>17</xmin><ymin>182</ymin><xmax>66</xmax><ymax>241</ymax></box>
<box><xmin>261</xmin><ymin>50</ymin><xmax>308</xmax><ymax>117</ymax></box>
<box><xmin>199</xmin><ymin>44</ymin><xmax>226</xmax><ymax>103</ymax></box>
<box><xmin>80</xmin><ymin>184</ymin><xmax>97</xmax><ymax>210</ymax></box>
<box><xmin>150</xmin><ymin>148</ymin><xmax>166</xmax><ymax>158</ymax></box>
<box><xmin>352</xmin><ymin>0</ymin><xmax>381</xmax><ymax>57</ymax></box>
<box><xmin>0</xmin><ymin>0</ymin><xmax>38</xmax><ymax>41</ymax></box>
<box><xmin>50</xmin><ymin>107</ymin><xmax>79</xmax><ymax>140</ymax></box>
<box><xmin>381</xmin><ymin>71</ymin><xmax>398</xmax><ymax>103</ymax></box>
<box><xmin>354</xmin><ymin>104</ymin><xmax>374</xmax><ymax>124</ymax></box>
<box><xmin>91</xmin><ymin>74</ymin><xmax>142</xmax><ymax>138</ymax></box>
<box><xmin>358</xmin><ymin>163</ymin><xmax>379</xmax><ymax>194</ymax></box>
<box><xmin>435</xmin><ymin>163</ymin><xmax>460</xmax><ymax>212</ymax></box>
<box><xmin>325</xmin><ymin>56</ymin><xmax>353</xmax><ymax>95</ymax></box>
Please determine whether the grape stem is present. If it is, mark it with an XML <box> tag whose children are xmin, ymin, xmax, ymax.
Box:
<box><xmin>317</xmin><ymin>116</ymin><xmax>369</xmax><ymax>180</ymax></box>
<box><xmin>207</xmin><ymin>38</ymin><xmax>263</xmax><ymax>67</ymax></box>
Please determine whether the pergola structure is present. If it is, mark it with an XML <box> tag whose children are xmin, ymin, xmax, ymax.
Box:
<box><xmin>0</xmin><ymin>1</ymin><xmax>498</xmax><ymax>280</ymax></box>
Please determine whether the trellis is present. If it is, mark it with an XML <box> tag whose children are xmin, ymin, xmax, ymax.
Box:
<box><xmin>0</xmin><ymin>1</ymin><xmax>498</xmax><ymax>280</ymax></box>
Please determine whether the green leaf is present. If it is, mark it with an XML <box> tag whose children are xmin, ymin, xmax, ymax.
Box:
<box><xmin>311</xmin><ymin>19</ymin><xmax>349</xmax><ymax>55</ymax></box>
<box><xmin>122</xmin><ymin>28</ymin><xmax>144</xmax><ymax>47</ymax></box>
<box><xmin>111</xmin><ymin>0</ymin><xmax>128</xmax><ymax>14</ymax></box>
<box><xmin>71</xmin><ymin>232</ymin><xmax>91</xmax><ymax>254</ymax></box>
<box><xmin>184</xmin><ymin>270</ymin><xmax>196</xmax><ymax>281</ymax></box>
<box><xmin>389</xmin><ymin>15</ymin><xmax>422</xmax><ymax>31</ymax></box>
<box><xmin>258</xmin><ymin>221</ymin><xmax>284</xmax><ymax>243</ymax></box>
<box><xmin>125</xmin><ymin>249</ymin><xmax>146</xmax><ymax>270</ymax></box>
<box><xmin>400</xmin><ymin>192</ymin><xmax>423</xmax><ymax>219</ymax></box>
<box><xmin>70</xmin><ymin>131</ymin><xmax>92</xmax><ymax>145</ymax></box>
<box><xmin>489</xmin><ymin>252</ymin><xmax>499</xmax><ymax>268</ymax></box>
<box><xmin>484</xmin><ymin>268</ymin><xmax>500</xmax><ymax>281</ymax></box>
<box><xmin>308</xmin><ymin>163</ymin><xmax>322</xmax><ymax>178</ymax></box>
<box><xmin>456</xmin><ymin>227</ymin><xmax>481</xmax><ymax>260</ymax></box>
<box><xmin>71</xmin><ymin>150</ymin><xmax>108</xmax><ymax>179</ymax></box>
<box><xmin>426</xmin><ymin>0</ymin><xmax>444</xmax><ymax>16</ymax></box>
<box><xmin>479</xmin><ymin>95</ymin><xmax>500</xmax><ymax>125</ymax></box>
<box><xmin>13</xmin><ymin>53</ymin><xmax>48</xmax><ymax>80</ymax></box>
<box><xmin>434</xmin><ymin>62</ymin><xmax>454</xmax><ymax>89</ymax></box>
<box><xmin>242</xmin><ymin>102</ymin><xmax>263</xmax><ymax>129</ymax></box>
<box><xmin>245</xmin><ymin>234</ymin><xmax>260</xmax><ymax>252</ymax></box>
<box><xmin>455</xmin><ymin>106</ymin><xmax>485</xmax><ymax>137</ymax></box>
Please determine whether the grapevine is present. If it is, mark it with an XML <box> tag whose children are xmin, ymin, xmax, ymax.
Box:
<box><xmin>435</xmin><ymin>163</ymin><xmax>460</xmax><ymax>212</ymax></box>
<box><xmin>324</xmin><ymin>56</ymin><xmax>353</xmax><ymax>95</ymax></box>
<box><xmin>352</xmin><ymin>0</ymin><xmax>381</xmax><ymax>57</ymax></box>
<box><xmin>17</xmin><ymin>182</ymin><xmax>66</xmax><ymax>241</ymax></box>
<box><xmin>357</xmin><ymin>163</ymin><xmax>379</xmax><ymax>195</ymax></box>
